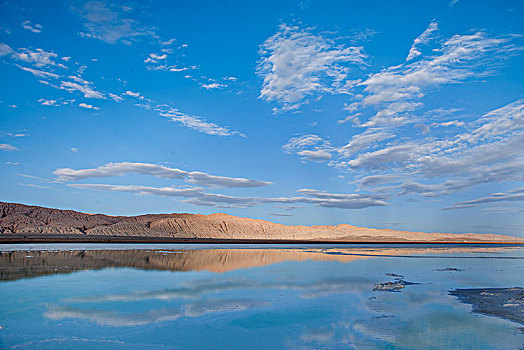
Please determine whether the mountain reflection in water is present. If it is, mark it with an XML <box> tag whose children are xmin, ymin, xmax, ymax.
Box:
<box><xmin>0</xmin><ymin>245</ymin><xmax>519</xmax><ymax>281</ymax></box>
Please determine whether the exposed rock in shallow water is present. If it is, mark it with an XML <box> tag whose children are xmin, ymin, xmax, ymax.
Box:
<box><xmin>373</xmin><ymin>281</ymin><xmax>405</xmax><ymax>292</ymax></box>
<box><xmin>449</xmin><ymin>287</ymin><xmax>524</xmax><ymax>326</ymax></box>
<box><xmin>373</xmin><ymin>278</ymin><xmax>419</xmax><ymax>292</ymax></box>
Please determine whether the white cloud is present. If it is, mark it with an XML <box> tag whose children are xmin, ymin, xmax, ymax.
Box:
<box><xmin>336</xmin><ymin>114</ymin><xmax>361</xmax><ymax>124</ymax></box>
<box><xmin>75</xmin><ymin>1</ymin><xmax>157</xmax><ymax>44</ymax></box>
<box><xmin>354</xmin><ymin>30</ymin><xmax>518</xmax><ymax>127</ymax></box>
<box><xmin>169</xmin><ymin>67</ymin><xmax>189</xmax><ymax>72</ymax></box>
<box><xmin>347</xmin><ymin>144</ymin><xmax>421</xmax><ymax>169</ymax></box>
<box><xmin>0</xmin><ymin>144</ymin><xmax>18</xmax><ymax>151</ymax></box>
<box><xmin>337</xmin><ymin>129</ymin><xmax>395</xmax><ymax>158</ymax></box>
<box><xmin>16</xmin><ymin>65</ymin><xmax>59</xmax><ymax>79</ymax></box>
<box><xmin>297</xmin><ymin>149</ymin><xmax>332</xmax><ymax>162</ymax></box>
<box><xmin>109</xmin><ymin>93</ymin><xmax>123</xmax><ymax>102</ymax></box>
<box><xmin>21</xmin><ymin>20</ymin><xmax>43</xmax><ymax>33</ymax></box>
<box><xmin>70</xmin><ymin>183</ymin><xmax>260</xmax><ymax>207</ymax></box>
<box><xmin>156</xmin><ymin>105</ymin><xmax>245</xmax><ymax>137</ymax></box>
<box><xmin>38</xmin><ymin>98</ymin><xmax>58</xmax><ymax>106</ymax></box>
<box><xmin>161</xmin><ymin>38</ymin><xmax>176</xmax><ymax>46</ymax></box>
<box><xmin>12</xmin><ymin>48</ymin><xmax>65</xmax><ymax>68</ymax></box>
<box><xmin>406</xmin><ymin>21</ymin><xmax>438</xmax><ymax>61</ymax></box>
<box><xmin>79</xmin><ymin>102</ymin><xmax>100</xmax><ymax>110</ymax></box>
<box><xmin>282</xmin><ymin>134</ymin><xmax>326</xmax><ymax>153</ymax></box>
<box><xmin>257</xmin><ymin>24</ymin><xmax>366</xmax><ymax>112</ymax></box>
<box><xmin>149</xmin><ymin>53</ymin><xmax>167</xmax><ymax>60</ymax></box>
<box><xmin>282</xmin><ymin>134</ymin><xmax>333</xmax><ymax>161</ymax></box>
<box><xmin>449</xmin><ymin>0</ymin><xmax>460</xmax><ymax>8</ymax></box>
<box><xmin>0</xmin><ymin>43</ymin><xmax>13</xmax><ymax>56</ymax></box>
<box><xmin>201</xmin><ymin>83</ymin><xmax>226</xmax><ymax>90</ymax></box>
<box><xmin>54</xmin><ymin>162</ymin><xmax>271</xmax><ymax>188</ymax></box>
<box><xmin>60</xmin><ymin>81</ymin><xmax>105</xmax><ymax>99</ymax></box>
<box><xmin>124</xmin><ymin>90</ymin><xmax>141</xmax><ymax>98</ymax></box>
<box><xmin>69</xmin><ymin>182</ymin><xmax>387</xmax><ymax>209</ymax></box>
<box><xmin>70</xmin><ymin>147</ymin><xmax>79</xmax><ymax>153</ymax></box>
<box><xmin>443</xmin><ymin>187</ymin><xmax>524</xmax><ymax>210</ymax></box>
<box><xmin>5</xmin><ymin>132</ymin><xmax>29</xmax><ymax>137</ymax></box>
<box><xmin>465</xmin><ymin>99</ymin><xmax>524</xmax><ymax>142</ymax></box>
<box><xmin>123</xmin><ymin>91</ymin><xmax>243</xmax><ymax>136</ymax></box>
<box><xmin>355</xmin><ymin>174</ymin><xmax>402</xmax><ymax>187</ymax></box>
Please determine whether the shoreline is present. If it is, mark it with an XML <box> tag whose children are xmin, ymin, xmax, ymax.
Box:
<box><xmin>1</xmin><ymin>235</ymin><xmax>523</xmax><ymax>245</ymax></box>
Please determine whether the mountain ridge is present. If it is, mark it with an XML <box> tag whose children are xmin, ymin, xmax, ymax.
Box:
<box><xmin>1</xmin><ymin>201</ymin><xmax>522</xmax><ymax>243</ymax></box>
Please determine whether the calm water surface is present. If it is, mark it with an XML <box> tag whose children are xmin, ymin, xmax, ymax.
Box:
<box><xmin>0</xmin><ymin>244</ymin><xmax>523</xmax><ymax>349</ymax></box>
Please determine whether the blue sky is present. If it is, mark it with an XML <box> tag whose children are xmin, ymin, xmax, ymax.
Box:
<box><xmin>1</xmin><ymin>0</ymin><xmax>523</xmax><ymax>236</ymax></box>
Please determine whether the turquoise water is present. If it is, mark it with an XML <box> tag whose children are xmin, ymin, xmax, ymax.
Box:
<box><xmin>0</xmin><ymin>244</ymin><xmax>523</xmax><ymax>349</ymax></box>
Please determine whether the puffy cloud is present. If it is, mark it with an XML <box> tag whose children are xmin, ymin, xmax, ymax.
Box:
<box><xmin>124</xmin><ymin>90</ymin><xmax>141</xmax><ymax>98</ymax></box>
<box><xmin>78</xmin><ymin>102</ymin><xmax>100</xmax><ymax>110</ymax></box>
<box><xmin>38</xmin><ymin>98</ymin><xmax>58</xmax><ymax>106</ymax></box>
<box><xmin>12</xmin><ymin>48</ymin><xmax>65</xmax><ymax>68</ymax></box>
<box><xmin>257</xmin><ymin>24</ymin><xmax>366</xmax><ymax>112</ymax></box>
<box><xmin>201</xmin><ymin>83</ymin><xmax>226</xmax><ymax>90</ymax></box>
<box><xmin>148</xmin><ymin>53</ymin><xmax>167</xmax><ymax>61</ymax></box>
<box><xmin>54</xmin><ymin>162</ymin><xmax>271</xmax><ymax>188</ymax></box>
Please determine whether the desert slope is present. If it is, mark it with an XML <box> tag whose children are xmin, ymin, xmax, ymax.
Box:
<box><xmin>0</xmin><ymin>201</ymin><xmax>522</xmax><ymax>243</ymax></box>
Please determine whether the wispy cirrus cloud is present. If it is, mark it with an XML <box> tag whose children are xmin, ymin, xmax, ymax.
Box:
<box><xmin>5</xmin><ymin>42</ymin><xmax>240</xmax><ymax>137</ymax></box>
<box><xmin>353</xmin><ymin>28</ymin><xmax>519</xmax><ymax>127</ymax></box>
<box><xmin>16</xmin><ymin>65</ymin><xmax>59</xmax><ymax>79</ymax></box>
<box><xmin>60</xmin><ymin>80</ymin><xmax>105</xmax><ymax>99</ymax></box>
<box><xmin>406</xmin><ymin>21</ymin><xmax>438</xmax><ymax>61</ymax></box>
<box><xmin>74</xmin><ymin>1</ymin><xmax>157</xmax><ymax>44</ymax></box>
<box><xmin>129</xmin><ymin>93</ymin><xmax>245</xmax><ymax>137</ymax></box>
<box><xmin>257</xmin><ymin>24</ymin><xmax>366</xmax><ymax>113</ymax></box>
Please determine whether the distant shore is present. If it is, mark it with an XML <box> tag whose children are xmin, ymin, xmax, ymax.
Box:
<box><xmin>1</xmin><ymin>235</ymin><xmax>523</xmax><ymax>245</ymax></box>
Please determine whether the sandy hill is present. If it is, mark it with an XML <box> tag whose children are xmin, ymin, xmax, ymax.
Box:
<box><xmin>0</xmin><ymin>201</ymin><xmax>522</xmax><ymax>243</ymax></box>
